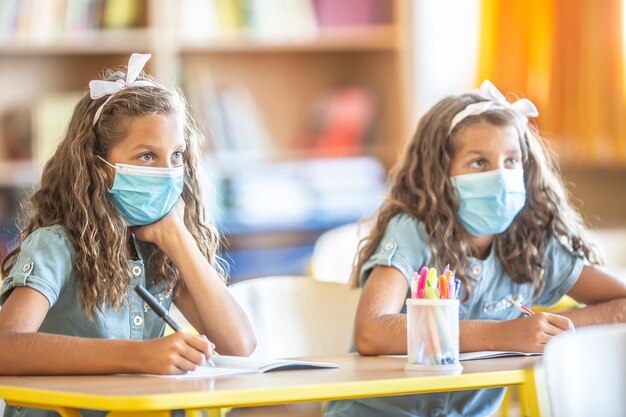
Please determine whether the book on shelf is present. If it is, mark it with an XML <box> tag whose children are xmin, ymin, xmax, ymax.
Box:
<box><xmin>0</xmin><ymin>0</ymin><xmax>142</xmax><ymax>45</ymax></box>
<box><xmin>184</xmin><ymin>64</ymin><xmax>274</xmax><ymax>160</ymax></box>
<box><xmin>215</xmin><ymin>0</ymin><xmax>244</xmax><ymax>36</ymax></box>
<box><xmin>102</xmin><ymin>0</ymin><xmax>141</xmax><ymax>29</ymax></box>
<box><xmin>178</xmin><ymin>0</ymin><xmax>390</xmax><ymax>43</ymax></box>
<box><xmin>0</xmin><ymin>107</ymin><xmax>31</xmax><ymax>161</ymax></box>
<box><xmin>218</xmin><ymin>156</ymin><xmax>385</xmax><ymax>227</ymax></box>
<box><xmin>312</xmin><ymin>0</ymin><xmax>391</xmax><ymax>27</ymax></box>
<box><xmin>301</xmin><ymin>85</ymin><xmax>378</xmax><ymax>155</ymax></box>
<box><xmin>246</xmin><ymin>0</ymin><xmax>317</xmax><ymax>40</ymax></box>
<box><xmin>31</xmin><ymin>92</ymin><xmax>82</xmax><ymax>169</ymax></box>
<box><xmin>179</xmin><ymin>0</ymin><xmax>219</xmax><ymax>42</ymax></box>
<box><xmin>218</xmin><ymin>85</ymin><xmax>274</xmax><ymax>157</ymax></box>
<box><xmin>143</xmin><ymin>355</ymin><xmax>339</xmax><ymax>379</ymax></box>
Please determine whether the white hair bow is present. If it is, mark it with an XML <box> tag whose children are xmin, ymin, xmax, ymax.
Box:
<box><xmin>89</xmin><ymin>53</ymin><xmax>156</xmax><ymax>126</ymax></box>
<box><xmin>449</xmin><ymin>80</ymin><xmax>539</xmax><ymax>133</ymax></box>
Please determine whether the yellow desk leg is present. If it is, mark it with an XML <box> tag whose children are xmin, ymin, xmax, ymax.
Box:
<box><xmin>107</xmin><ymin>411</ymin><xmax>174</xmax><ymax>417</ymax></box>
<box><xmin>498</xmin><ymin>387</ymin><xmax>512</xmax><ymax>417</ymax></box>
<box><xmin>6</xmin><ymin>401</ymin><xmax>81</xmax><ymax>417</ymax></box>
<box><xmin>519</xmin><ymin>367</ymin><xmax>543</xmax><ymax>417</ymax></box>
<box><xmin>186</xmin><ymin>409</ymin><xmax>224</xmax><ymax>417</ymax></box>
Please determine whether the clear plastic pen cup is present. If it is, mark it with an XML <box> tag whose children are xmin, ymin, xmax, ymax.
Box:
<box><xmin>405</xmin><ymin>298</ymin><xmax>463</xmax><ymax>372</ymax></box>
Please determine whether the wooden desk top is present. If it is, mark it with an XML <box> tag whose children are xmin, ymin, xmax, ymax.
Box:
<box><xmin>0</xmin><ymin>354</ymin><xmax>541</xmax><ymax>412</ymax></box>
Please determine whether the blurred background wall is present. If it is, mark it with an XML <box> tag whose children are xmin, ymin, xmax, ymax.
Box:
<box><xmin>0</xmin><ymin>0</ymin><xmax>625</xmax><ymax>281</ymax></box>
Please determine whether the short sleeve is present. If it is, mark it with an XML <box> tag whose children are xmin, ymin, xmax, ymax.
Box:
<box><xmin>359</xmin><ymin>214</ymin><xmax>431</xmax><ymax>286</ymax></box>
<box><xmin>0</xmin><ymin>226</ymin><xmax>74</xmax><ymax>308</ymax></box>
<box><xmin>534</xmin><ymin>236</ymin><xmax>585</xmax><ymax>307</ymax></box>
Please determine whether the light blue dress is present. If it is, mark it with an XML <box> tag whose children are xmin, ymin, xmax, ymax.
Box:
<box><xmin>325</xmin><ymin>214</ymin><xmax>584</xmax><ymax>417</ymax></box>
<box><xmin>0</xmin><ymin>225</ymin><xmax>174</xmax><ymax>417</ymax></box>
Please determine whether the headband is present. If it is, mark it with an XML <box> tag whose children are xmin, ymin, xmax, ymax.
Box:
<box><xmin>89</xmin><ymin>53</ymin><xmax>157</xmax><ymax>126</ymax></box>
<box><xmin>449</xmin><ymin>80</ymin><xmax>539</xmax><ymax>134</ymax></box>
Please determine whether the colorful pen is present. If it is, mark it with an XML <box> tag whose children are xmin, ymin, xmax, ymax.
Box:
<box><xmin>417</xmin><ymin>266</ymin><xmax>428</xmax><ymax>298</ymax></box>
<box><xmin>506</xmin><ymin>297</ymin><xmax>534</xmax><ymax>316</ymax></box>
<box><xmin>135</xmin><ymin>285</ymin><xmax>216</xmax><ymax>368</ymax></box>
<box><xmin>438</xmin><ymin>274</ymin><xmax>448</xmax><ymax>299</ymax></box>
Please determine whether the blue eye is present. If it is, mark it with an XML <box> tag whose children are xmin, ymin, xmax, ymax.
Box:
<box><xmin>173</xmin><ymin>151</ymin><xmax>184</xmax><ymax>159</ymax></box>
<box><xmin>469</xmin><ymin>159</ymin><xmax>485</xmax><ymax>169</ymax></box>
<box><xmin>140</xmin><ymin>153</ymin><xmax>154</xmax><ymax>162</ymax></box>
<box><xmin>506</xmin><ymin>157</ymin><xmax>521</xmax><ymax>168</ymax></box>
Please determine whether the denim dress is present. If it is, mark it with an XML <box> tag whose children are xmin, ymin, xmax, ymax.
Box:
<box><xmin>325</xmin><ymin>214</ymin><xmax>584</xmax><ymax>417</ymax></box>
<box><xmin>0</xmin><ymin>225</ymin><xmax>174</xmax><ymax>417</ymax></box>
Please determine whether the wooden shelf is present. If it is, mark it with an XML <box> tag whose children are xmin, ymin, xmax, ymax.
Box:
<box><xmin>0</xmin><ymin>29</ymin><xmax>152</xmax><ymax>56</ymax></box>
<box><xmin>0</xmin><ymin>0</ymin><xmax>414</xmax><ymax>280</ymax></box>
<box><xmin>180</xmin><ymin>25</ymin><xmax>399</xmax><ymax>54</ymax></box>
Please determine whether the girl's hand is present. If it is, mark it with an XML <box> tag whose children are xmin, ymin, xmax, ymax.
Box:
<box><xmin>496</xmin><ymin>312</ymin><xmax>574</xmax><ymax>353</ymax></box>
<box><xmin>134</xmin><ymin>198</ymin><xmax>189</xmax><ymax>252</ymax></box>
<box><xmin>137</xmin><ymin>332</ymin><xmax>214</xmax><ymax>375</ymax></box>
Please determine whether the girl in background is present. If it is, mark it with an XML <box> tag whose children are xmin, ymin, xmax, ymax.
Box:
<box><xmin>326</xmin><ymin>81</ymin><xmax>626</xmax><ymax>417</ymax></box>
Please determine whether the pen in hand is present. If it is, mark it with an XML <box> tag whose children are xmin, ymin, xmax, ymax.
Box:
<box><xmin>506</xmin><ymin>297</ymin><xmax>535</xmax><ymax>316</ymax></box>
<box><xmin>134</xmin><ymin>284</ymin><xmax>216</xmax><ymax>368</ymax></box>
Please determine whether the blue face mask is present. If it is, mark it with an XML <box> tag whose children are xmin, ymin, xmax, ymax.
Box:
<box><xmin>451</xmin><ymin>169</ymin><xmax>526</xmax><ymax>236</ymax></box>
<box><xmin>99</xmin><ymin>157</ymin><xmax>185</xmax><ymax>226</ymax></box>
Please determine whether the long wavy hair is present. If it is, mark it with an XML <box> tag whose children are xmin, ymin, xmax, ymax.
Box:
<box><xmin>350</xmin><ymin>93</ymin><xmax>601</xmax><ymax>300</ymax></box>
<box><xmin>1</xmin><ymin>67</ymin><xmax>224</xmax><ymax>318</ymax></box>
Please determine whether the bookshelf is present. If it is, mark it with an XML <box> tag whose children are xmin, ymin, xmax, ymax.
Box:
<box><xmin>0</xmin><ymin>0</ymin><xmax>414</xmax><ymax>279</ymax></box>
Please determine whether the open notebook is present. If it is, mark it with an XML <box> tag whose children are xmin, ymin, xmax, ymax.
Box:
<box><xmin>459</xmin><ymin>351</ymin><xmax>542</xmax><ymax>361</ymax></box>
<box><xmin>383</xmin><ymin>351</ymin><xmax>542</xmax><ymax>362</ymax></box>
<box><xmin>143</xmin><ymin>355</ymin><xmax>339</xmax><ymax>379</ymax></box>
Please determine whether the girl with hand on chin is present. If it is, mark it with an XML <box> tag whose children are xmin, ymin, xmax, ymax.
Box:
<box><xmin>0</xmin><ymin>54</ymin><xmax>256</xmax><ymax>398</ymax></box>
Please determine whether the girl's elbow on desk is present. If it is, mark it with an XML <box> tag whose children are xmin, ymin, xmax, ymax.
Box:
<box><xmin>219</xmin><ymin>332</ymin><xmax>257</xmax><ymax>357</ymax></box>
<box><xmin>353</xmin><ymin>322</ymin><xmax>394</xmax><ymax>356</ymax></box>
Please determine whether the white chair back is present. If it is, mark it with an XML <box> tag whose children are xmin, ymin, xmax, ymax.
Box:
<box><xmin>310</xmin><ymin>222</ymin><xmax>371</xmax><ymax>283</ymax></box>
<box><xmin>541</xmin><ymin>323</ymin><xmax>626</xmax><ymax>417</ymax></box>
<box><xmin>228</xmin><ymin>276</ymin><xmax>361</xmax><ymax>358</ymax></box>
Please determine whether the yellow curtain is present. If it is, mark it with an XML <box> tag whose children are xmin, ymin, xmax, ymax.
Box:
<box><xmin>478</xmin><ymin>0</ymin><xmax>626</xmax><ymax>163</ymax></box>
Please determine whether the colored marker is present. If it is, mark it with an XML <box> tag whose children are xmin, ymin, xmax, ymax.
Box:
<box><xmin>417</xmin><ymin>266</ymin><xmax>428</xmax><ymax>298</ymax></box>
<box><xmin>438</xmin><ymin>274</ymin><xmax>448</xmax><ymax>299</ymax></box>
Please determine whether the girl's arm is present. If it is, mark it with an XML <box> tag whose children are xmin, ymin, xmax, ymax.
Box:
<box><xmin>135</xmin><ymin>201</ymin><xmax>256</xmax><ymax>356</ymax></box>
<box><xmin>162</xmin><ymin>230</ymin><xmax>256</xmax><ymax>356</ymax></box>
<box><xmin>353</xmin><ymin>266</ymin><xmax>409</xmax><ymax>355</ymax></box>
<box><xmin>354</xmin><ymin>265</ymin><xmax>574</xmax><ymax>355</ymax></box>
<box><xmin>0</xmin><ymin>287</ymin><xmax>211</xmax><ymax>375</ymax></box>
<box><xmin>559</xmin><ymin>265</ymin><xmax>626</xmax><ymax>326</ymax></box>
<box><xmin>484</xmin><ymin>266</ymin><xmax>626</xmax><ymax>353</ymax></box>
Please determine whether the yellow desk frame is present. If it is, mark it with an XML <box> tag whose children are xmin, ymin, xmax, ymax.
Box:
<box><xmin>0</xmin><ymin>355</ymin><xmax>542</xmax><ymax>417</ymax></box>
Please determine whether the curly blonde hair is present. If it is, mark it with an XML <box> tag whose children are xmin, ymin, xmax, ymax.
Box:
<box><xmin>1</xmin><ymin>67</ymin><xmax>224</xmax><ymax>318</ymax></box>
<box><xmin>351</xmin><ymin>93</ymin><xmax>601</xmax><ymax>300</ymax></box>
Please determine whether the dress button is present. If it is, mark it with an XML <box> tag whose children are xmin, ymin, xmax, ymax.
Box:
<box><xmin>132</xmin><ymin>265</ymin><xmax>142</xmax><ymax>276</ymax></box>
<box><xmin>21</xmin><ymin>261</ymin><xmax>32</xmax><ymax>273</ymax></box>
<box><xmin>384</xmin><ymin>242</ymin><xmax>395</xmax><ymax>251</ymax></box>
<box><xmin>133</xmin><ymin>315</ymin><xmax>144</xmax><ymax>326</ymax></box>
<box><xmin>471</xmin><ymin>264</ymin><xmax>482</xmax><ymax>275</ymax></box>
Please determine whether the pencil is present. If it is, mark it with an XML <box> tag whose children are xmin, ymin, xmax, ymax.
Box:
<box><xmin>135</xmin><ymin>285</ymin><xmax>216</xmax><ymax>368</ymax></box>
<box><xmin>506</xmin><ymin>297</ymin><xmax>534</xmax><ymax>316</ymax></box>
